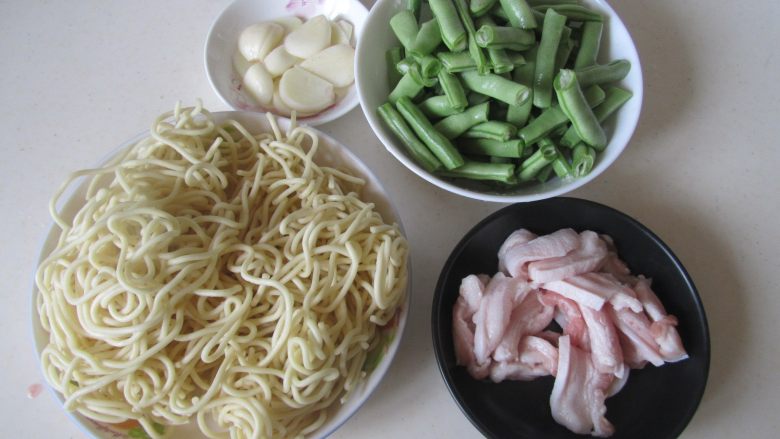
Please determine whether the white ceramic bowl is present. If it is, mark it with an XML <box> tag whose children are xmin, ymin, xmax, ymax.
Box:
<box><xmin>356</xmin><ymin>0</ymin><xmax>643</xmax><ymax>202</ymax></box>
<box><xmin>205</xmin><ymin>0</ymin><xmax>368</xmax><ymax>126</ymax></box>
<box><xmin>31</xmin><ymin>111</ymin><xmax>410</xmax><ymax>439</ymax></box>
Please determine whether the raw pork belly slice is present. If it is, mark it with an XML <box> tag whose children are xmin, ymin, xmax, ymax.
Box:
<box><xmin>498</xmin><ymin>229</ymin><xmax>537</xmax><ymax>274</ymax></box>
<box><xmin>540</xmin><ymin>292</ymin><xmax>590</xmax><ymax>350</ymax></box>
<box><xmin>527</xmin><ymin>231</ymin><xmax>608</xmax><ymax>283</ymax></box>
<box><xmin>633</xmin><ymin>276</ymin><xmax>688</xmax><ymax>362</ymax></box>
<box><xmin>550</xmin><ymin>335</ymin><xmax>615</xmax><ymax>437</ymax></box>
<box><xmin>493</xmin><ymin>292</ymin><xmax>554</xmax><ymax>362</ymax></box>
<box><xmin>543</xmin><ymin>272</ymin><xmax>643</xmax><ymax>313</ymax></box>
<box><xmin>609</xmin><ymin>306</ymin><xmax>666</xmax><ymax>367</ymax></box>
<box><xmin>579</xmin><ymin>305</ymin><xmax>626</xmax><ymax>378</ymax></box>
<box><xmin>490</xmin><ymin>336</ymin><xmax>559</xmax><ymax>382</ymax></box>
<box><xmin>453</xmin><ymin>275</ymin><xmax>490</xmax><ymax>378</ymax></box>
<box><xmin>501</xmin><ymin>228</ymin><xmax>580</xmax><ymax>279</ymax></box>
<box><xmin>472</xmin><ymin>273</ymin><xmax>532</xmax><ymax>364</ymax></box>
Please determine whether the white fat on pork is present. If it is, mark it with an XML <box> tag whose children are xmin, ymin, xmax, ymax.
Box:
<box><xmin>609</xmin><ymin>306</ymin><xmax>666</xmax><ymax>367</ymax></box>
<box><xmin>497</xmin><ymin>229</ymin><xmax>537</xmax><ymax>274</ymax></box>
<box><xmin>493</xmin><ymin>292</ymin><xmax>554</xmax><ymax>362</ymax></box>
<box><xmin>633</xmin><ymin>276</ymin><xmax>688</xmax><ymax>362</ymax></box>
<box><xmin>527</xmin><ymin>231</ymin><xmax>608</xmax><ymax>283</ymax></box>
<box><xmin>543</xmin><ymin>272</ymin><xmax>643</xmax><ymax>313</ymax></box>
<box><xmin>540</xmin><ymin>292</ymin><xmax>591</xmax><ymax>350</ymax></box>
<box><xmin>490</xmin><ymin>336</ymin><xmax>558</xmax><ymax>382</ymax></box>
<box><xmin>550</xmin><ymin>335</ymin><xmax>616</xmax><ymax>437</ymax></box>
<box><xmin>500</xmin><ymin>228</ymin><xmax>580</xmax><ymax>279</ymax></box>
<box><xmin>579</xmin><ymin>304</ymin><xmax>626</xmax><ymax>378</ymax></box>
<box><xmin>472</xmin><ymin>273</ymin><xmax>532</xmax><ymax>365</ymax></box>
<box><xmin>452</xmin><ymin>275</ymin><xmax>490</xmax><ymax>379</ymax></box>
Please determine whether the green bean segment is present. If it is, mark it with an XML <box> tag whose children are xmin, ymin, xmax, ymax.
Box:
<box><xmin>419</xmin><ymin>95</ymin><xmax>462</xmax><ymax>118</ymax></box>
<box><xmin>434</xmin><ymin>102</ymin><xmax>491</xmax><ymax>139</ymax></box>
<box><xmin>574</xmin><ymin>59</ymin><xmax>631</xmax><ymax>88</ymax></box>
<box><xmin>554</xmin><ymin>69</ymin><xmax>606</xmax><ymax>149</ymax></box>
<box><xmin>572</xmin><ymin>143</ymin><xmax>596</xmax><ymax>176</ymax></box>
<box><xmin>409</xmin><ymin>18</ymin><xmax>443</xmax><ymax>58</ymax></box>
<box><xmin>498</xmin><ymin>0</ymin><xmax>538</xmax><ymax>29</ymax></box>
<box><xmin>459</xmin><ymin>138</ymin><xmax>524</xmax><ymax>158</ymax></box>
<box><xmin>475</xmin><ymin>25</ymin><xmax>535</xmax><ymax>48</ymax></box>
<box><xmin>461</xmin><ymin>70</ymin><xmax>531</xmax><ymax>106</ymax></box>
<box><xmin>574</xmin><ymin>21</ymin><xmax>603</xmax><ymax>69</ymax></box>
<box><xmin>388</xmin><ymin>72</ymin><xmax>425</xmax><ymax>103</ymax></box>
<box><xmin>506</xmin><ymin>61</ymin><xmax>535</xmax><ymax>127</ymax></box>
<box><xmin>378</xmin><ymin>103</ymin><xmax>442</xmax><ymax>172</ymax></box>
<box><xmin>438</xmin><ymin>160</ymin><xmax>517</xmax><ymax>183</ymax></box>
<box><xmin>462</xmin><ymin>121</ymin><xmax>518</xmax><ymax>141</ymax></box>
<box><xmin>471</xmin><ymin>0</ymin><xmax>500</xmax><ymax>16</ymax></box>
<box><xmin>438</xmin><ymin>70</ymin><xmax>468</xmax><ymax>111</ymax></box>
<box><xmin>396</xmin><ymin>96</ymin><xmax>465</xmax><ymax>169</ymax></box>
<box><xmin>533</xmin><ymin>8</ymin><xmax>567</xmax><ymax>109</ymax></box>
<box><xmin>438</xmin><ymin>51</ymin><xmax>477</xmax><ymax>73</ymax></box>
<box><xmin>429</xmin><ymin>0</ymin><xmax>468</xmax><ymax>51</ymax></box>
<box><xmin>390</xmin><ymin>10</ymin><xmax>419</xmax><ymax>52</ymax></box>
<box><xmin>386</xmin><ymin>47</ymin><xmax>404</xmax><ymax>87</ymax></box>
<box><xmin>560</xmin><ymin>86</ymin><xmax>632</xmax><ymax>149</ymax></box>
<box><xmin>532</xmin><ymin>4</ymin><xmax>603</xmax><ymax>22</ymax></box>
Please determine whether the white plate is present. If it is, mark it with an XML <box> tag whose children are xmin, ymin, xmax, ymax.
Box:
<box><xmin>31</xmin><ymin>111</ymin><xmax>410</xmax><ymax>439</ymax></box>
<box><xmin>205</xmin><ymin>0</ymin><xmax>368</xmax><ymax>126</ymax></box>
<box><xmin>356</xmin><ymin>0</ymin><xmax>644</xmax><ymax>202</ymax></box>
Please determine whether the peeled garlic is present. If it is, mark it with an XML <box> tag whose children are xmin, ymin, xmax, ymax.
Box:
<box><xmin>243</xmin><ymin>63</ymin><xmax>274</xmax><ymax>105</ymax></box>
<box><xmin>238</xmin><ymin>22</ymin><xmax>284</xmax><ymax>62</ymax></box>
<box><xmin>284</xmin><ymin>15</ymin><xmax>331</xmax><ymax>58</ymax></box>
<box><xmin>299</xmin><ymin>44</ymin><xmax>355</xmax><ymax>88</ymax></box>
<box><xmin>279</xmin><ymin>66</ymin><xmax>335</xmax><ymax>113</ymax></box>
<box><xmin>232</xmin><ymin>51</ymin><xmax>254</xmax><ymax>78</ymax></box>
<box><xmin>275</xmin><ymin>16</ymin><xmax>303</xmax><ymax>34</ymax></box>
<box><xmin>264</xmin><ymin>45</ymin><xmax>301</xmax><ymax>77</ymax></box>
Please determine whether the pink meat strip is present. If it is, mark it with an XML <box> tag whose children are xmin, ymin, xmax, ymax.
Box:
<box><xmin>540</xmin><ymin>292</ymin><xmax>590</xmax><ymax>350</ymax></box>
<box><xmin>527</xmin><ymin>231</ymin><xmax>608</xmax><ymax>283</ymax></box>
<box><xmin>472</xmin><ymin>273</ymin><xmax>531</xmax><ymax>365</ymax></box>
<box><xmin>550</xmin><ymin>335</ymin><xmax>615</xmax><ymax>437</ymax></box>
<box><xmin>490</xmin><ymin>335</ymin><xmax>559</xmax><ymax>382</ymax></box>
<box><xmin>452</xmin><ymin>275</ymin><xmax>491</xmax><ymax>379</ymax></box>
<box><xmin>609</xmin><ymin>305</ymin><xmax>666</xmax><ymax>367</ymax></box>
<box><xmin>543</xmin><ymin>272</ymin><xmax>643</xmax><ymax>313</ymax></box>
<box><xmin>501</xmin><ymin>228</ymin><xmax>580</xmax><ymax>279</ymax></box>
<box><xmin>493</xmin><ymin>291</ymin><xmax>555</xmax><ymax>362</ymax></box>
<box><xmin>633</xmin><ymin>276</ymin><xmax>688</xmax><ymax>362</ymax></box>
<box><xmin>497</xmin><ymin>229</ymin><xmax>537</xmax><ymax>274</ymax></box>
<box><xmin>578</xmin><ymin>304</ymin><xmax>626</xmax><ymax>379</ymax></box>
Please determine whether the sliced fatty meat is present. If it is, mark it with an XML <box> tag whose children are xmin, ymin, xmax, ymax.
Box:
<box><xmin>490</xmin><ymin>335</ymin><xmax>559</xmax><ymax>382</ymax></box>
<box><xmin>609</xmin><ymin>305</ymin><xmax>666</xmax><ymax>367</ymax></box>
<box><xmin>493</xmin><ymin>292</ymin><xmax>555</xmax><ymax>362</ymax></box>
<box><xmin>540</xmin><ymin>292</ymin><xmax>591</xmax><ymax>351</ymax></box>
<box><xmin>579</xmin><ymin>304</ymin><xmax>626</xmax><ymax>379</ymax></box>
<box><xmin>472</xmin><ymin>273</ymin><xmax>532</xmax><ymax>365</ymax></box>
<box><xmin>633</xmin><ymin>276</ymin><xmax>688</xmax><ymax>362</ymax></box>
<box><xmin>527</xmin><ymin>231</ymin><xmax>608</xmax><ymax>283</ymax></box>
<box><xmin>543</xmin><ymin>272</ymin><xmax>643</xmax><ymax>313</ymax></box>
<box><xmin>501</xmin><ymin>228</ymin><xmax>580</xmax><ymax>279</ymax></box>
<box><xmin>550</xmin><ymin>335</ymin><xmax>616</xmax><ymax>437</ymax></box>
<box><xmin>453</xmin><ymin>297</ymin><xmax>490</xmax><ymax>379</ymax></box>
<box><xmin>498</xmin><ymin>229</ymin><xmax>537</xmax><ymax>274</ymax></box>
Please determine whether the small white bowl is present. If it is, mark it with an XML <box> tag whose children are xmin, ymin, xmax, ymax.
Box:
<box><xmin>356</xmin><ymin>0</ymin><xmax>643</xmax><ymax>202</ymax></box>
<box><xmin>205</xmin><ymin>0</ymin><xmax>368</xmax><ymax>126</ymax></box>
<box><xmin>31</xmin><ymin>111</ymin><xmax>410</xmax><ymax>439</ymax></box>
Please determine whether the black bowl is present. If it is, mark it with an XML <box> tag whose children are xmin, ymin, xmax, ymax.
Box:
<box><xmin>431</xmin><ymin>197</ymin><xmax>710</xmax><ymax>439</ymax></box>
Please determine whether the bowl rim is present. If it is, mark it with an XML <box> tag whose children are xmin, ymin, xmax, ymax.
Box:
<box><xmin>356</xmin><ymin>0</ymin><xmax>645</xmax><ymax>202</ymax></box>
<box><xmin>29</xmin><ymin>110</ymin><xmax>412</xmax><ymax>439</ymax></box>
<box><xmin>203</xmin><ymin>0</ymin><xmax>368</xmax><ymax>126</ymax></box>
<box><xmin>430</xmin><ymin>196</ymin><xmax>711</xmax><ymax>438</ymax></box>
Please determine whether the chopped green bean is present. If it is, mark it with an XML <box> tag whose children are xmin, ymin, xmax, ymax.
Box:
<box><xmin>532</xmin><ymin>4</ymin><xmax>604</xmax><ymax>22</ymax></box>
<box><xmin>388</xmin><ymin>72</ymin><xmax>425</xmax><ymax>103</ymax></box>
<box><xmin>420</xmin><ymin>55</ymin><xmax>443</xmax><ymax>78</ymax></box>
<box><xmin>552</xmin><ymin>152</ymin><xmax>572</xmax><ymax>178</ymax></box>
<box><xmin>471</xmin><ymin>0</ymin><xmax>499</xmax><ymax>16</ymax></box>
<box><xmin>409</xmin><ymin>18</ymin><xmax>443</xmax><ymax>58</ymax></box>
<box><xmin>438</xmin><ymin>160</ymin><xmax>517</xmax><ymax>183</ymax></box>
<box><xmin>386</xmin><ymin>47</ymin><xmax>404</xmax><ymax>87</ymax></box>
<box><xmin>460</xmin><ymin>70</ymin><xmax>531</xmax><ymax>106</ymax></box>
<box><xmin>518</xmin><ymin>147</ymin><xmax>554</xmax><ymax>180</ymax></box>
<box><xmin>560</xmin><ymin>86</ymin><xmax>632</xmax><ymax>149</ymax></box>
<box><xmin>554</xmin><ymin>26</ymin><xmax>573</xmax><ymax>72</ymax></box>
<box><xmin>396</xmin><ymin>96</ymin><xmax>465</xmax><ymax>169</ymax></box>
<box><xmin>396</xmin><ymin>58</ymin><xmax>416</xmax><ymax>75</ymax></box>
<box><xmin>467</xmin><ymin>92</ymin><xmax>492</xmax><ymax>106</ymax></box>
<box><xmin>454</xmin><ymin>0</ymin><xmax>491</xmax><ymax>74</ymax></box>
<box><xmin>536</xmin><ymin>163</ymin><xmax>554</xmax><ymax>182</ymax></box>
<box><xmin>378</xmin><ymin>103</ymin><xmax>442</xmax><ymax>172</ymax></box>
<box><xmin>498</xmin><ymin>0</ymin><xmax>538</xmax><ymax>29</ymax></box>
<box><xmin>518</xmin><ymin>83</ymin><xmax>603</xmax><ymax>145</ymax></box>
<box><xmin>507</xmin><ymin>52</ymin><xmax>526</xmax><ymax>66</ymax></box>
<box><xmin>390</xmin><ymin>10</ymin><xmax>419</xmax><ymax>52</ymax></box>
<box><xmin>459</xmin><ymin>138</ymin><xmax>524</xmax><ymax>157</ymax></box>
<box><xmin>572</xmin><ymin>142</ymin><xmax>596</xmax><ymax>176</ymax></box>
<box><xmin>554</xmin><ymin>69</ymin><xmax>606</xmax><ymax>148</ymax></box>
<box><xmin>408</xmin><ymin>0</ymin><xmax>422</xmax><ymax>20</ymax></box>
<box><xmin>574</xmin><ymin>21</ymin><xmax>603</xmax><ymax>69</ymax></box>
<box><xmin>438</xmin><ymin>70</ymin><xmax>468</xmax><ymax>111</ymax></box>
<box><xmin>429</xmin><ymin>0</ymin><xmax>468</xmax><ymax>52</ymax></box>
<box><xmin>462</xmin><ymin>121</ymin><xmax>518</xmax><ymax>141</ymax></box>
<box><xmin>506</xmin><ymin>61</ymin><xmax>535</xmax><ymax>127</ymax></box>
<box><xmin>475</xmin><ymin>16</ymin><xmax>515</xmax><ymax>74</ymax></box>
<box><xmin>475</xmin><ymin>25</ymin><xmax>536</xmax><ymax>48</ymax></box>
<box><xmin>533</xmin><ymin>8</ymin><xmax>567</xmax><ymax>108</ymax></box>
<box><xmin>574</xmin><ymin>59</ymin><xmax>631</xmax><ymax>87</ymax></box>
<box><xmin>434</xmin><ymin>102</ymin><xmax>491</xmax><ymax>139</ymax></box>
<box><xmin>438</xmin><ymin>51</ymin><xmax>477</xmax><ymax>73</ymax></box>
<box><xmin>419</xmin><ymin>95</ymin><xmax>462</xmax><ymax>118</ymax></box>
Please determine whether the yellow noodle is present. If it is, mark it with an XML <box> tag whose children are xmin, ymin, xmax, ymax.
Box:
<box><xmin>36</xmin><ymin>104</ymin><xmax>407</xmax><ymax>439</ymax></box>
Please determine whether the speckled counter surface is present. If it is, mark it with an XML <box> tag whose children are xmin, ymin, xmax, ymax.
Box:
<box><xmin>1</xmin><ymin>0</ymin><xmax>778</xmax><ymax>437</ymax></box>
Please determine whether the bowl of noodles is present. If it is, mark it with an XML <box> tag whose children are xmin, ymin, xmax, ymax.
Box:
<box><xmin>30</xmin><ymin>103</ymin><xmax>410</xmax><ymax>439</ymax></box>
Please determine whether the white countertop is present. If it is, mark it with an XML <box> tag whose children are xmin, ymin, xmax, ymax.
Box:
<box><xmin>1</xmin><ymin>0</ymin><xmax>778</xmax><ymax>437</ymax></box>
